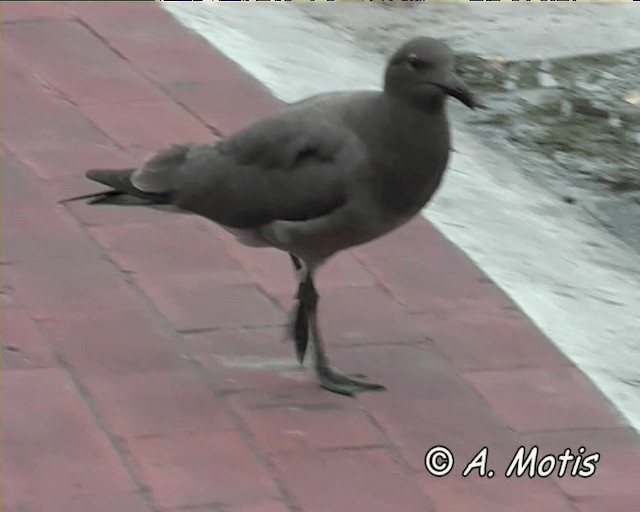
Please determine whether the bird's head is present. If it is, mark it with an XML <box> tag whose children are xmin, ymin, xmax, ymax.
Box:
<box><xmin>385</xmin><ymin>37</ymin><xmax>478</xmax><ymax>110</ymax></box>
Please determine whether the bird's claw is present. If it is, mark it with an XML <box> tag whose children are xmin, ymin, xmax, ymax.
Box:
<box><xmin>316</xmin><ymin>366</ymin><xmax>386</xmax><ymax>396</ymax></box>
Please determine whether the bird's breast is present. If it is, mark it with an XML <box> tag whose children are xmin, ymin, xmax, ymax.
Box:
<box><xmin>368</xmin><ymin>126</ymin><xmax>450</xmax><ymax>219</ymax></box>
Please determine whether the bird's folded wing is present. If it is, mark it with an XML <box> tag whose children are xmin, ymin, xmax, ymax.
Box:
<box><xmin>166</xmin><ymin>114</ymin><xmax>368</xmax><ymax>229</ymax></box>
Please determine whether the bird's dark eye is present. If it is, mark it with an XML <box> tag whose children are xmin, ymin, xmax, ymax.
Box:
<box><xmin>406</xmin><ymin>54</ymin><xmax>425</xmax><ymax>71</ymax></box>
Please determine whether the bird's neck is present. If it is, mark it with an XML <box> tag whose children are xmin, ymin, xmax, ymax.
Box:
<box><xmin>383</xmin><ymin>95</ymin><xmax>450</xmax><ymax>151</ymax></box>
<box><xmin>384</xmin><ymin>79</ymin><xmax>448</xmax><ymax>114</ymax></box>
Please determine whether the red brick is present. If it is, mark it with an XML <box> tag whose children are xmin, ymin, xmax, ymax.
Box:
<box><xmin>2</xmin><ymin>50</ymin><xmax>134</xmax><ymax>180</ymax></box>
<box><xmin>0</xmin><ymin>1</ymin><xmax>72</xmax><ymax>21</ymax></box>
<box><xmin>68</xmin><ymin>0</ymin><xmax>156</xmax><ymax>21</ymax></box>
<box><xmin>1</xmin><ymin>150</ymin><xmax>50</xmax><ymax>210</ymax></box>
<box><xmin>40</xmin><ymin>309</ymin><xmax>184</xmax><ymax>376</ymax></box>
<box><xmin>81</xmin><ymin>100</ymin><xmax>215</xmax><ymax>154</ymax></box>
<box><xmin>356</xmin><ymin>217</ymin><xmax>461</xmax><ymax>262</ymax></box>
<box><xmin>417</xmin><ymin>472</ymin><xmax>576</xmax><ymax>512</ymax></box>
<box><xmin>372</xmin><ymin>402</ymin><xmax>517</xmax><ymax>472</ymax></box>
<box><xmin>67</xmin><ymin>199</ymin><xmax>172</xmax><ymax>227</ymax></box>
<box><xmin>223</xmin><ymin>245</ymin><xmax>297</xmax><ymax>296</ymax></box>
<box><xmin>225</xmin><ymin>500</ymin><xmax>290</xmax><ymax>512</ymax></box>
<box><xmin>11</xmin><ymin>134</ymin><xmax>131</xmax><ymax>183</ymax></box>
<box><xmin>127</xmin><ymin>432</ymin><xmax>279</xmax><ymax>508</ymax></box>
<box><xmin>273</xmin><ymin>448</ymin><xmax>433</xmax><ymax>512</ymax></box>
<box><xmin>185</xmin><ymin>328</ymin><xmax>309</xmax><ymax>392</ymax></box>
<box><xmin>89</xmin><ymin>218</ymin><xmax>242</xmax><ymax>274</ymax></box>
<box><xmin>327</xmin><ymin>344</ymin><xmax>515</xmax><ymax>470</ymax></box>
<box><xmin>54</xmin><ymin>493</ymin><xmax>152</xmax><ymax>512</ymax></box>
<box><xmin>69</xmin><ymin>2</ymin><xmax>242</xmax><ymax>84</ymax></box>
<box><xmin>166</xmin><ymin>78</ymin><xmax>284</xmax><ymax>135</ymax></box>
<box><xmin>331</xmin><ymin>343</ymin><xmax>479</xmax><ymax>399</ymax></box>
<box><xmin>416</xmin><ymin>427</ymin><xmax>582</xmax><ymax>512</ymax></box>
<box><xmin>1</xmin><ymin>281</ymin><xmax>20</xmax><ymax>307</ymax></box>
<box><xmin>8</xmin><ymin>258</ymin><xmax>143</xmax><ymax>320</ymax></box>
<box><xmin>277</xmin><ymin>286</ymin><xmax>428</xmax><ymax>347</ymax></box>
<box><xmin>228</xmin><ymin>388</ymin><xmax>385</xmax><ymax>455</ymax></box>
<box><xmin>3</xmin><ymin>370</ymin><xmax>135</xmax><ymax>508</ymax></box>
<box><xmin>165</xmin><ymin>502</ymin><xmax>290</xmax><ymax>512</ymax></box>
<box><xmin>315</xmin><ymin>252</ymin><xmax>378</xmax><ymax>289</ymax></box>
<box><xmin>4</xmin><ymin>206</ymin><xmax>101</xmax><ymax>263</ymax></box>
<box><xmin>3</xmin><ymin>19</ymin><xmax>166</xmax><ymax>106</ymax></box>
<box><xmin>8</xmin><ymin>7</ymin><xmax>629</xmax><ymax>512</ymax></box>
<box><xmin>574</xmin><ymin>495</ymin><xmax>640</xmax><ymax>512</ymax></box>
<box><xmin>7</xmin><ymin>492</ymin><xmax>152</xmax><ymax>512</ymax></box>
<box><xmin>2</xmin><ymin>309</ymin><xmax>56</xmax><ymax>370</ymax></box>
<box><xmin>29</xmin><ymin>141</ymin><xmax>132</xmax><ymax>182</ymax></box>
<box><xmin>519</xmin><ymin>427</ymin><xmax>640</xmax><ymax>498</ymax></box>
<box><xmin>226</xmin><ymin>243</ymin><xmax>376</xmax><ymax>296</ymax></box>
<box><xmin>413</xmin><ymin>309</ymin><xmax>570</xmax><ymax>371</ymax></box>
<box><xmin>356</xmin><ymin>217</ymin><xmax>512</xmax><ymax>314</ymax></box>
<box><xmin>136</xmin><ymin>272</ymin><xmax>283</xmax><ymax>332</ymax></box>
<box><xmin>71</xmin><ymin>2</ymin><xmax>283</xmax><ymax>134</ymax></box>
<box><xmin>465</xmin><ymin>367</ymin><xmax>625</xmax><ymax>432</ymax></box>
<box><xmin>84</xmin><ymin>370</ymin><xmax>234</xmax><ymax>439</ymax></box>
<box><xmin>321</xmin><ymin>286</ymin><xmax>428</xmax><ymax>345</ymax></box>
<box><xmin>202</xmin><ymin>221</ymin><xmax>239</xmax><ymax>242</ymax></box>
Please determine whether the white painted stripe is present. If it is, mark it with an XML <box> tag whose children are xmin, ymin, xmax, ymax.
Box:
<box><xmin>163</xmin><ymin>3</ymin><xmax>640</xmax><ymax>431</ymax></box>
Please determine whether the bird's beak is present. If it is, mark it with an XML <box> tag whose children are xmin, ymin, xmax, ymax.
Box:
<box><xmin>438</xmin><ymin>72</ymin><xmax>478</xmax><ymax>110</ymax></box>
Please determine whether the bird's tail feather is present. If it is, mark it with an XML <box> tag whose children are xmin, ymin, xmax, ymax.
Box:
<box><xmin>60</xmin><ymin>168</ymin><xmax>172</xmax><ymax>206</ymax></box>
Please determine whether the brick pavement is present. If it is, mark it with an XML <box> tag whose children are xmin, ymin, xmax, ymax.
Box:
<box><xmin>2</xmin><ymin>2</ymin><xmax>639</xmax><ymax>511</ymax></box>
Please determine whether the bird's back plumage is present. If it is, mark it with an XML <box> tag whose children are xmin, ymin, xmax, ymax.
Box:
<box><xmin>72</xmin><ymin>36</ymin><xmax>476</xmax><ymax>263</ymax></box>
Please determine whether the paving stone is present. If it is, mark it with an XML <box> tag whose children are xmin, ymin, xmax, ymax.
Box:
<box><xmin>3</xmin><ymin>370</ymin><xmax>135</xmax><ymax>507</ymax></box>
<box><xmin>127</xmin><ymin>432</ymin><xmax>279</xmax><ymax>509</ymax></box>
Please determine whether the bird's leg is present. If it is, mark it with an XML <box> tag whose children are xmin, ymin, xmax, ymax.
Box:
<box><xmin>286</xmin><ymin>253</ymin><xmax>310</xmax><ymax>364</ymax></box>
<box><xmin>300</xmin><ymin>270</ymin><xmax>386</xmax><ymax>396</ymax></box>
